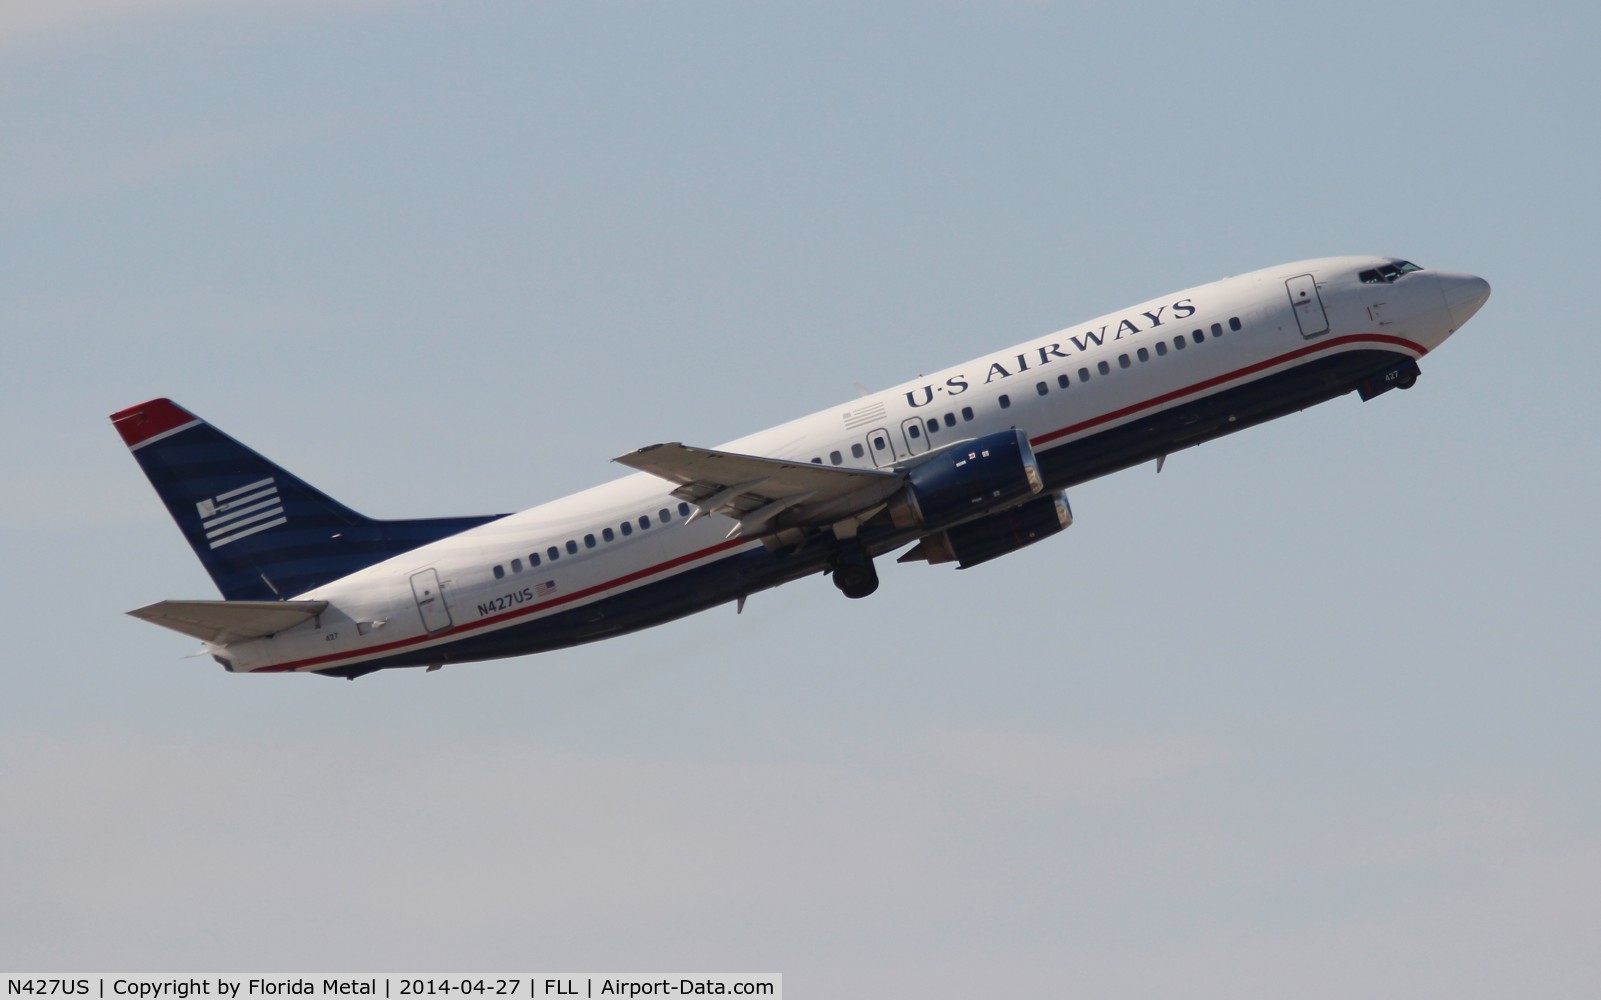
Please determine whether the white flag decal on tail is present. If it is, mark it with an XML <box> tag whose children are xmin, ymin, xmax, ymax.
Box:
<box><xmin>197</xmin><ymin>477</ymin><xmax>286</xmax><ymax>548</ymax></box>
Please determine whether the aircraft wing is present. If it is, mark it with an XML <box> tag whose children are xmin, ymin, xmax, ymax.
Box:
<box><xmin>615</xmin><ymin>443</ymin><xmax>905</xmax><ymax>536</ymax></box>
<box><xmin>128</xmin><ymin>599</ymin><xmax>329</xmax><ymax>645</ymax></box>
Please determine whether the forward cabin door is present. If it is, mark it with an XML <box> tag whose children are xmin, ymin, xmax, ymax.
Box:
<box><xmin>410</xmin><ymin>568</ymin><xmax>453</xmax><ymax>633</ymax></box>
<box><xmin>1287</xmin><ymin>273</ymin><xmax>1330</xmax><ymax>338</ymax></box>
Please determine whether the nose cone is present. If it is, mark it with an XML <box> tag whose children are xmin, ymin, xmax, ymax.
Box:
<box><xmin>1438</xmin><ymin>272</ymin><xmax>1491</xmax><ymax>329</ymax></box>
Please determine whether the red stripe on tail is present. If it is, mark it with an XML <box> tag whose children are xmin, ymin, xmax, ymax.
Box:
<box><xmin>110</xmin><ymin>398</ymin><xmax>199</xmax><ymax>448</ymax></box>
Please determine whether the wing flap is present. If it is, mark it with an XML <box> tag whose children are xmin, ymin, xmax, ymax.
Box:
<box><xmin>128</xmin><ymin>599</ymin><xmax>329</xmax><ymax>645</ymax></box>
<box><xmin>615</xmin><ymin>443</ymin><xmax>904</xmax><ymax>534</ymax></box>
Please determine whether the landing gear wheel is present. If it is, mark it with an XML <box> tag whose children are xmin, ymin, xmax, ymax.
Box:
<box><xmin>829</xmin><ymin>542</ymin><xmax>880</xmax><ymax>599</ymax></box>
<box><xmin>1357</xmin><ymin>358</ymin><xmax>1422</xmax><ymax>401</ymax></box>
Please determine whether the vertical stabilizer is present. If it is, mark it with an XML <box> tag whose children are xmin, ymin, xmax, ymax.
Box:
<box><xmin>112</xmin><ymin>399</ymin><xmax>504</xmax><ymax>600</ymax></box>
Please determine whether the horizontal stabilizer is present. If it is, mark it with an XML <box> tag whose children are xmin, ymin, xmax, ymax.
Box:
<box><xmin>128</xmin><ymin>599</ymin><xmax>329</xmax><ymax>645</ymax></box>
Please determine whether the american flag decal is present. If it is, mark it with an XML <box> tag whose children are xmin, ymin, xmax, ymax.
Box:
<box><xmin>842</xmin><ymin>401</ymin><xmax>887</xmax><ymax>430</ymax></box>
<box><xmin>197</xmin><ymin>477</ymin><xmax>286</xmax><ymax>549</ymax></box>
<box><xmin>534</xmin><ymin>580</ymin><xmax>557</xmax><ymax>597</ymax></box>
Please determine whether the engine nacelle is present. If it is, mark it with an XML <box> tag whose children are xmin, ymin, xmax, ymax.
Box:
<box><xmin>899</xmin><ymin>492</ymin><xmax>1072</xmax><ymax>569</ymax></box>
<box><xmin>888</xmin><ymin>429</ymin><xmax>1044</xmax><ymax>529</ymax></box>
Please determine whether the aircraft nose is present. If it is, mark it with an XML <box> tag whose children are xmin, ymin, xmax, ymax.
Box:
<box><xmin>1438</xmin><ymin>272</ymin><xmax>1491</xmax><ymax>328</ymax></box>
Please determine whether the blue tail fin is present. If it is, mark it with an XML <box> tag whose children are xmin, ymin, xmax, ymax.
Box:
<box><xmin>112</xmin><ymin>398</ymin><xmax>505</xmax><ymax>600</ymax></box>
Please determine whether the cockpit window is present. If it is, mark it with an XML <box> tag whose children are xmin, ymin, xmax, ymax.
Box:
<box><xmin>1360</xmin><ymin>260</ymin><xmax>1424</xmax><ymax>284</ymax></box>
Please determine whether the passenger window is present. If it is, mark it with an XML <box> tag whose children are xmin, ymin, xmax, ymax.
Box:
<box><xmin>511</xmin><ymin>558</ymin><xmax>522</xmax><ymax>573</ymax></box>
<box><xmin>999</xmin><ymin>394</ymin><xmax>1011</xmax><ymax>409</ymax></box>
<box><xmin>1078</xmin><ymin>367</ymin><xmax>1090</xmax><ymax>382</ymax></box>
<box><xmin>1036</xmin><ymin>381</ymin><xmax>1048</xmax><ymax>396</ymax></box>
<box><xmin>1155</xmin><ymin>341</ymin><xmax>1167</xmax><ymax>357</ymax></box>
<box><xmin>926</xmin><ymin>419</ymin><xmax>939</xmax><ymax>433</ymax></box>
<box><xmin>961</xmin><ymin>406</ymin><xmax>974</xmax><ymax>421</ymax></box>
<box><xmin>1118</xmin><ymin>354</ymin><xmax>1131</xmax><ymax>368</ymax></box>
<box><xmin>1174</xmin><ymin>335</ymin><xmax>1186</xmax><ymax>350</ymax></box>
<box><xmin>810</xmin><ymin>457</ymin><xmax>822</xmax><ymax>464</ymax></box>
<box><xmin>621</xmin><ymin>521</ymin><xmax>632</xmax><ymax>537</ymax></box>
<box><xmin>1191</xmin><ymin>330</ymin><xmax>1205</xmax><ymax>344</ymax></box>
<box><xmin>852</xmin><ymin>443</ymin><xmax>865</xmax><ymax>457</ymax></box>
<box><xmin>873</xmin><ymin>435</ymin><xmax>888</xmax><ymax>451</ymax></box>
<box><xmin>830</xmin><ymin>450</ymin><xmax>843</xmax><ymax>465</ymax></box>
<box><xmin>639</xmin><ymin>515</ymin><xmax>651</xmax><ymax>529</ymax></box>
<box><xmin>659</xmin><ymin>508</ymin><xmax>671</xmax><ymax>522</ymax></box>
<box><xmin>1097</xmin><ymin>360</ymin><xmax>1110</xmax><ymax>375</ymax></box>
<box><xmin>584</xmin><ymin>534</ymin><xmax>596</xmax><ymax>549</ymax></box>
<box><xmin>530</xmin><ymin>552</ymin><xmax>541</xmax><ymax>566</ymax></box>
<box><xmin>493</xmin><ymin>565</ymin><xmax>505</xmax><ymax>579</ymax></box>
<box><xmin>565</xmin><ymin>540</ymin><xmax>578</xmax><ymax>555</ymax></box>
<box><xmin>1210</xmin><ymin>323</ymin><xmax>1223</xmax><ymax>338</ymax></box>
<box><xmin>1229</xmin><ymin>316</ymin><xmax>1242</xmax><ymax>331</ymax></box>
<box><xmin>1137</xmin><ymin>348</ymin><xmax>1149</xmax><ymax>362</ymax></box>
<box><xmin>678</xmin><ymin>502</ymin><xmax>691</xmax><ymax>517</ymax></box>
<box><xmin>1058</xmin><ymin>373</ymin><xmax>1070</xmax><ymax>389</ymax></box>
<box><xmin>908</xmin><ymin>424</ymin><xmax>921</xmax><ymax>438</ymax></box>
<box><xmin>602</xmin><ymin>527</ymin><xmax>614</xmax><ymax>542</ymax></box>
<box><xmin>548</xmin><ymin>546</ymin><xmax>560</xmax><ymax>561</ymax></box>
<box><xmin>945</xmin><ymin>412</ymin><xmax>957</xmax><ymax>427</ymax></box>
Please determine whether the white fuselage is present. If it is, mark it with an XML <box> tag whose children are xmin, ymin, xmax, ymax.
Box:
<box><xmin>214</xmin><ymin>256</ymin><xmax>1488</xmax><ymax>675</ymax></box>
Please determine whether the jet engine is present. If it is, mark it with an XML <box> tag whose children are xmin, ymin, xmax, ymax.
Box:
<box><xmin>887</xmin><ymin>429</ymin><xmax>1044</xmax><ymax>529</ymax></box>
<box><xmin>899</xmin><ymin>491</ymin><xmax>1072</xmax><ymax>569</ymax></box>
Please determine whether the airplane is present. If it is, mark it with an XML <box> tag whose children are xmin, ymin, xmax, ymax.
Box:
<box><xmin>112</xmin><ymin>255</ymin><xmax>1490</xmax><ymax>679</ymax></box>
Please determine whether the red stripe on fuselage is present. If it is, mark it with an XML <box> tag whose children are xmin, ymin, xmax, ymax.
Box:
<box><xmin>1030</xmin><ymin>333</ymin><xmax>1424</xmax><ymax>448</ymax></box>
<box><xmin>256</xmin><ymin>536</ymin><xmax>755</xmax><ymax>672</ymax></box>
<box><xmin>260</xmin><ymin>333</ymin><xmax>1424</xmax><ymax>674</ymax></box>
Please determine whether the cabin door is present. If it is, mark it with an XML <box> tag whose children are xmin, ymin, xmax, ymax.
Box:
<box><xmin>864</xmin><ymin>427</ymin><xmax>899</xmax><ymax>468</ymax></box>
<box><xmin>1286</xmin><ymin>273</ymin><xmax>1330</xmax><ymax>338</ymax></box>
<box><xmin>901</xmin><ymin>416</ymin><xmax>932</xmax><ymax>456</ymax></box>
<box><xmin>410</xmin><ymin>568</ymin><xmax>454</xmax><ymax>633</ymax></box>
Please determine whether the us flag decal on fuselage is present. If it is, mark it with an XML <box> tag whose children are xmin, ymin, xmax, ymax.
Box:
<box><xmin>197</xmin><ymin>477</ymin><xmax>286</xmax><ymax>548</ymax></box>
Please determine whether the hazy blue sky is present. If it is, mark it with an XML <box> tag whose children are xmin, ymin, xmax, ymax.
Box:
<box><xmin>4</xmin><ymin>1</ymin><xmax>1599</xmax><ymax>995</ymax></box>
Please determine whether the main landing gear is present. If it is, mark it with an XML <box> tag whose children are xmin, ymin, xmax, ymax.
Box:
<box><xmin>829</xmin><ymin>539</ymin><xmax>879</xmax><ymax>599</ymax></box>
